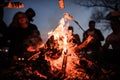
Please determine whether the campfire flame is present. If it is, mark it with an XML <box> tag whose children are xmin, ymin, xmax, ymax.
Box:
<box><xmin>45</xmin><ymin>13</ymin><xmax>93</xmax><ymax>79</ymax></box>
<box><xmin>46</xmin><ymin>13</ymin><xmax>69</xmax><ymax>70</ymax></box>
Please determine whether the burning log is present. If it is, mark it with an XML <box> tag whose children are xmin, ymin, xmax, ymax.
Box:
<box><xmin>75</xmin><ymin>35</ymin><xmax>93</xmax><ymax>52</ymax></box>
<box><xmin>27</xmin><ymin>52</ymin><xmax>40</xmax><ymax>61</ymax></box>
<box><xmin>61</xmin><ymin>51</ymin><xmax>67</xmax><ymax>77</ymax></box>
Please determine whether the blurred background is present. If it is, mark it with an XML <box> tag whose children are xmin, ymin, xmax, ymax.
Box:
<box><xmin>1</xmin><ymin>0</ymin><xmax>120</xmax><ymax>43</ymax></box>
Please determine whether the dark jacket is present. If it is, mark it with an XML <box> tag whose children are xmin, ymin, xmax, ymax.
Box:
<box><xmin>83</xmin><ymin>28</ymin><xmax>104</xmax><ymax>51</ymax></box>
<box><xmin>8</xmin><ymin>23</ymin><xmax>40</xmax><ymax>58</ymax></box>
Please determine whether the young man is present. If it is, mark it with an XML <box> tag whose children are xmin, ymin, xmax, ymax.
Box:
<box><xmin>82</xmin><ymin>20</ymin><xmax>104</xmax><ymax>62</ymax></box>
<box><xmin>67</xmin><ymin>26</ymin><xmax>81</xmax><ymax>46</ymax></box>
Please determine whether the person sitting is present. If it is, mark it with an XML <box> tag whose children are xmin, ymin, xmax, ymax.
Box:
<box><xmin>8</xmin><ymin>11</ymin><xmax>40</xmax><ymax>60</ymax></box>
<box><xmin>67</xmin><ymin>26</ymin><xmax>81</xmax><ymax>47</ymax></box>
<box><xmin>103</xmin><ymin>20</ymin><xmax>120</xmax><ymax>64</ymax></box>
<box><xmin>82</xmin><ymin>20</ymin><xmax>104</xmax><ymax>62</ymax></box>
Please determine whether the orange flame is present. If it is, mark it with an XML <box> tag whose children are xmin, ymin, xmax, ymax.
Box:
<box><xmin>76</xmin><ymin>35</ymin><xmax>93</xmax><ymax>50</ymax></box>
<box><xmin>64</xmin><ymin>13</ymin><xmax>73</xmax><ymax>20</ymax></box>
<box><xmin>45</xmin><ymin>13</ymin><xmax>92</xmax><ymax>79</ymax></box>
<box><xmin>46</xmin><ymin>15</ymin><xmax>69</xmax><ymax>71</ymax></box>
<box><xmin>58</xmin><ymin>0</ymin><xmax>65</xmax><ymax>10</ymax></box>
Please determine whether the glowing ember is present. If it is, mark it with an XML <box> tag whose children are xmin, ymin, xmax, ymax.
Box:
<box><xmin>58</xmin><ymin>0</ymin><xmax>65</xmax><ymax>9</ymax></box>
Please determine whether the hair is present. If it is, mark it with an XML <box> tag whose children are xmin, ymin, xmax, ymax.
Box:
<box><xmin>25</xmin><ymin>8</ymin><xmax>36</xmax><ymax>21</ymax></box>
<box><xmin>89</xmin><ymin>20</ymin><xmax>95</xmax><ymax>25</ymax></box>
<box><xmin>10</xmin><ymin>11</ymin><xmax>28</xmax><ymax>28</ymax></box>
<box><xmin>110</xmin><ymin>20</ymin><xmax>120</xmax><ymax>34</ymax></box>
<box><xmin>68</xmin><ymin>26</ymin><xmax>74</xmax><ymax>31</ymax></box>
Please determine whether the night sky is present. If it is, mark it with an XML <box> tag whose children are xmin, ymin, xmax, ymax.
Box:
<box><xmin>3</xmin><ymin>0</ymin><xmax>111</xmax><ymax>43</ymax></box>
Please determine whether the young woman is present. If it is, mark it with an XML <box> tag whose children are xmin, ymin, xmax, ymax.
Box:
<box><xmin>8</xmin><ymin>11</ymin><xmax>40</xmax><ymax>60</ymax></box>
